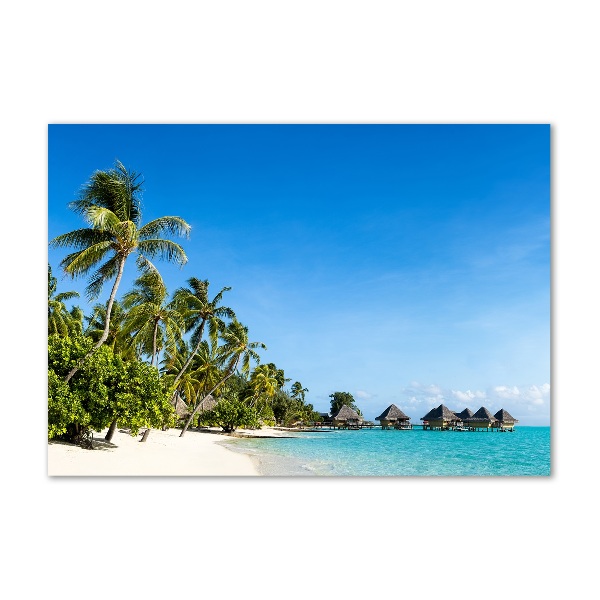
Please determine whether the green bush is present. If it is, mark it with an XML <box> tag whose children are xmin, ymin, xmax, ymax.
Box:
<box><xmin>48</xmin><ymin>334</ymin><xmax>175</xmax><ymax>441</ymax></box>
<box><xmin>200</xmin><ymin>397</ymin><xmax>260</xmax><ymax>432</ymax></box>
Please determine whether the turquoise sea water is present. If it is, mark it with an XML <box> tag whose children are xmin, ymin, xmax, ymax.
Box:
<box><xmin>224</xmin><ymin>426</ymin><xmax>551</xmax><ymax>476</ymax></box>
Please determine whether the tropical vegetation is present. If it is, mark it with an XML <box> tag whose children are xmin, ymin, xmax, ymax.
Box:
<box><xmin>329</xmin><ymin>391</ymin><xmax>362</xmax><ymax>416</ymax></box>
<box><xmin>48</xmin><ymin>160</ymin><xmax>320</xmax><ymax>446</ymax></box>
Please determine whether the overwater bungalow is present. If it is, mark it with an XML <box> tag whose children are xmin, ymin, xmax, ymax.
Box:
<box><xmin>315</xmin><ymin>412</ymin><xmax>333</xmax><ymax>427</ymax></box>
<box><xmin>332</xmin><ymin>405</ymin><xmax>363</xmax><ymax>429</ymax></box>
<box><xmin>375</xmin><ymin>404</ymin><xmax>411</xmax><ymax>429</ymax></box>
<box><xmin>464</xmin><ymin>406</ymin><xmax>498</xmax><ymax>431</ymax></box>
<box><xmin>454</xmin><ymin>408</ymin><xmax>473</xmax><ymax>421</ymax></box>
<box><xmin>421</xmin><ymin>404</ymin><xmax>461</xmax><ymax>430</ymax></box>
<box><xmin>494</xmin><ymin>408</ymin><xmax>518</xmax><ymax>431</ymax></box>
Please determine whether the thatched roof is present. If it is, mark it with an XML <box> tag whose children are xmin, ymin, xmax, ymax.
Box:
<box><xmin>494</xmin><ymin>408</ymin><xmax>518</xmax><ymax>423</ymax></box>
<box><xmin>454</xmin><ymin>408</ymin><xmax>473</xmax><ymax>420</ymax></box>
<box><xmin>172</xmin><ymin>393</ymin><xmax>218</xmax><ymax>420</ymax></box>
<box><xmin>196</xmin><ymin>394</ymin><xmax>217</xmax><ymax>413</ymax></box>
<box><xmin>376</xmin><ymin>404</ymin><xmax>410</xmax><ymax>422</ymax></box>
<box><xmin>172</xmin><ymin>392</ymin><xmax>191</xmax><ymax>419</ymax></box>
<box><xmin>332</xmin><ymin>404</ymin><xmax>362</xmax><ymax>421</ymax></box>
<box><xmin>421</xmin><ymin>404</ymin><xmax>459</xmax><ymax>421</ymax></box>
<box><xmin>465</xmin><ymin>406</ymin><xmax>498</xmax><ymax>422</ymax></box>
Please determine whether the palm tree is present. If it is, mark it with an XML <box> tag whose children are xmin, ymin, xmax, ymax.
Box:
<box><xmin>179</xmin><ymin>319</ymin><xmax>265</xmax><ymax>436</ymax></box>
<box><xmin>121</xmin><ymin>271</ymin><xmax>184</xmax><ymax>366</ymax></box>
<box><xmin>84</xmin><ymin>299</ymin><xmax>135</xmax><ymax>360</ymax></box>
<box><xmin>162</xmin><ymin>338</ymin><xmax>224</xmax><ymax>421</ymax></box>
<box><xmin>162</xmin><ymin>343</ymin><xmax>203</xmax><ymax>408</ymax></box>
<box><xmin>48</xmin><ymin>264</ymin><xmax>81</xmax><ymax>336</ymax></box>
<box><xmin>170</xmin><ymin>278</ymin><xmax>235</xmax><ymax>390</ymax></box>
<box><xmin>247</xmin><ymin>364</ymin><xmax>279</xmax><ymax>408</ymax></box>
<box><xmin>49</xmin><ymin>160</ymin><xmax>190</xmax><ymax>382</ymax></box>
<box><xmin>290</xmin><ymin>381</ymin><xmax>309</xmax><ymax>403</ymax></box>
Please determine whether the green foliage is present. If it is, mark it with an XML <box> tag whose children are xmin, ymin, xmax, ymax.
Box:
<box><xmin>84</xmin><ymin>300</ymin><xmax>136</xmax><ymax>360</ymax></box>
<box><xmin>290</xmin><ymin>381</ymin><xmax>308</xmax><ymax>402</ymax></box>
<box><xmin>271</xmin><ymin>388</ymin><xmax>320</xmax><ymax>426</ymax></box>
<box><xmin>48</xmin><ymin>334</ymin><xmax>175</xmax><ymax>441</ymax></box>
<box><xmin>329</xmin><ymin>391</ymin><xmax>362</xmax><ymax>416</ymax></box>
<box><xmin>48</xmin><ymin>369</ymin><xmax>88</xmax><ymax>438</ymax></box>
<box><xmin>49</xmin><ymin>160</ymin><xmax>190</xmax><ymax>301</ymax></box>
<box><xmin>111</xmin><ymin>358</ymin><xmax>176</xmax><ymax>434</ymax></box>
<box><xmin>248</xmin><ymin>363</ymin><xmax>279</xmax><ymax>408</ymax></box>
<box><xmin>199</xmin><ymin>396</ymin><xmax>260</xmax><ymax>432</ymax></box>
<box><xmin>48</xmin><ymin>264</ymin><xmax>82</xmax><ymax>337</ymax></box>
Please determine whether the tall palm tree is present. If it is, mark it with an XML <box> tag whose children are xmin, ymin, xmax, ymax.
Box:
<box><xmin>162</xmin><ymin>339</ymin><xmax>224</xmax><ymax>411</ymax></box>
<box><xmin>170</xmin><ymin>278</ymin><xmax>235</xmax><ymax>390</ymax></box>
<box><xmin>84</xmin><ymin>299</ymin><xmax>136</xmax><ymax>360</ymax></box>
<box><xmin>247</xmin><ymin>364</ymin><xmax>279</xmax><ymax>408</ymax></box>
<box><xmin>162</xmin><ymin>343</ymin><xmax>203</xmax><ymax>408</ymax></box>
<box><xmin>121</xmin><ymin>271</ymin><xmax>184</xmax><ymax>366</ymax></box>
<box><xmin>179</xmin><ymin>319</ymin><xmax>265</xmax><ymax>436</ymax></box>
<box><xmin>290</xmin><ymin>381</ymin><xmax>309</xmax><ymax>403</ymax></box>
<box><xmin>48</xmin><ymin>264</ymin><xmax>81</xmax><ymax>336</ymax></box>
<box><xmin>49</xmin><ymin>160</ymin><xmax>190</xmax><ymax>382</ymax></box>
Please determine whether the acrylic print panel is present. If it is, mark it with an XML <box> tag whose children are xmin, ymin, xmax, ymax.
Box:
<box><xmin>47</xmin><ymin>124</ymin><xmax>550</xmax><ymax>476</ymax></box>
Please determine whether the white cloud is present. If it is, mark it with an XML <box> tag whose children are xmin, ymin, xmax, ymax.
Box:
<box><xmin>451</xmin><ymin>389</ymin><xmax>487</xmax><ymax>403</ymax></box>
<box><xmin>493</xmin><ymin>385</ymin><xmax>521</xmax><ymax>399</ymax></box>
<box><xmin>355</xmin><ymin>390</ymin><xmax>373</xmax><ymax>400</ymax></box>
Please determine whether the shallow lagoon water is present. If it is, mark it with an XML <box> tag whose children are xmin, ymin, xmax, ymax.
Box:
<box><xmin>225</xmin><ymin>426</ymin><xmax>551</xmax><ymax>476</ymax></box>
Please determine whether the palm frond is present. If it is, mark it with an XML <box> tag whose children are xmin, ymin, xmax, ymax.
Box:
<box><xmin>53</xmin><ymin>292</ymin><xmax>79</xmax><ymax>304</ymax></box>
<box><xmin>81</xmin><ymin>206</ymin><xmax>121</xmax><ymax>231</ymax></box>
<box><xmin>84</xmin><ymin>255</ymin><xmax>120</xmax><ymax>300</ymax></box>
<box><xmin>71</xmin><ymin>160</ymin><xmax>143</xmax><ymax>224</ymax></box>
<box><xmin>137</xmin><ymin>239</ymin><xmax>188</xmax><ymax>267</ymax></box>
<box><xmin>138</xmin><ymin>216</ymin><xmax>191</xmax><ymax>240</ymax></box>
<box><xmin>59</xmin><ymin>241</ymin><xmax>114</xmax><ymax>279</ymax></box>
<box><xmin>50</xmin><ymin>228</ymin><xmax>113</xmax><ymax>250</ymax></box>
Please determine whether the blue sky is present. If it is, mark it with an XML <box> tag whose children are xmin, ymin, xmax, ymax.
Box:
<box><xmin>48</xmin><ymin>124</ymin><xmax>550</xmax><ymax>425</ymax></box>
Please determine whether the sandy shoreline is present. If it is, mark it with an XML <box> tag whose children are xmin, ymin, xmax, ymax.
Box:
<box><xmin>47</xmin><ymin>426</ymin><xmax>297</xmax><ymax>476</ymax></box>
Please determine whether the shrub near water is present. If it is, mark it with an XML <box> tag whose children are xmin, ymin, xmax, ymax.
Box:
<box><xmin>48</xmin><ymin>334</ymin><xmax>175</xmax><ymax>441</ymax></box>
<box><xmin>199</xmin><ymin>397</ymin><xmax>260</xmax><ymax>432</ymax></box>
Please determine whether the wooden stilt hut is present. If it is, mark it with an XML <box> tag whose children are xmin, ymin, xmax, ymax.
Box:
<box><xmin>420</xmin><ymin>404</ymin><xmax>461</xmax><ymax>430</ymax></box>
<box><xmin>494</xmin><ymin>408</ymin><xmax>518</xmax><ymax>431</ymax></box>
<box><xmin>331</xmin><ymin>405</ymin><xmax>363</xmax><ymax>429</ymax></box>
<box><xmin>375</xmin><ymin>404</ymin><xmax>411</xmax><ymax>429</ymax></box>
<box><xmin>454</xmin><ymin>408</ymin><xmax>473</xmax><ymax>422</ymax></box>
<box><xmin>317</xmin><ymin>412</ymin><xmax>333</xmax><ymax>428</ymax></box>
<box><xmin>464</xmin><ymin>406</ymin><xmax>498</xmax><ymax>431</ymax></box>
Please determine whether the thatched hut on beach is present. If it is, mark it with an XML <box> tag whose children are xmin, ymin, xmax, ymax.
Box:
<box><xmin>172</xmin><ymin>391</ymin><xmax>191</xmax><ymax>419</ymax></box>
<box><xmin>494</xmin><ymin>408</ymin><xmax>518</xmax><ymax>430</ymax></box>
<box><xmin>332</xmin><ymin>405</ymin><xmax>363</xmax><ymax>429</ymax></box>
<box><xmin>420</xmin><ymin>404</ymin><xmax>460</xmax><ymax>430</ymax></box>
<box><xmin>376</xmin><ymin>404</ymin><xmax>411</xmax><ymax>429</ymax></box>
<box><xmin>172</xmin><ymin>392</ymin><xmax>218</xmax><ymax>425</ymax></box>
<box><xmin>465</xmin><ymin>406</ymin><xmax>498</xmax><ymax>431</ymax></box>
<box><xmin>196</xmin><ymin>394</ymin><xmax>217</xmax><ymax>413</ymax></box>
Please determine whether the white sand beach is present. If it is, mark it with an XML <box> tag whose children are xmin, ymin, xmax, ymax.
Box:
<box><xmin>47</xmin><ymin>426</ymin><xmax>292</xmax><ymax>476</ymax></box>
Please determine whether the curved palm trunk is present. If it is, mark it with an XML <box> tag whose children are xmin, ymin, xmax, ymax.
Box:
<box><xmin>171</xmin><ymin>319</ymin><xmax>206</xmax><ymax>391</ymax></box>
<box><xmin>151</xmin><ymin>318</ymin><xmax>159</xmax><ymax>367</ymax></box>
<box><xmin>179</xmin><ymin>356</ymin><xmax>239</xmax><ymax>437</ymax></box>
<box><xmin>65</xmin><ymin>256</ymin><xmax>127</xmax><ymax>383</ymax></box>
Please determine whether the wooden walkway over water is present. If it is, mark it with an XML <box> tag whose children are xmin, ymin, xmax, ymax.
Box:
<box><xmin>300</xmin><ymin>423</ymin><xmax>515</xmax><ymax>432</ymax></box>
